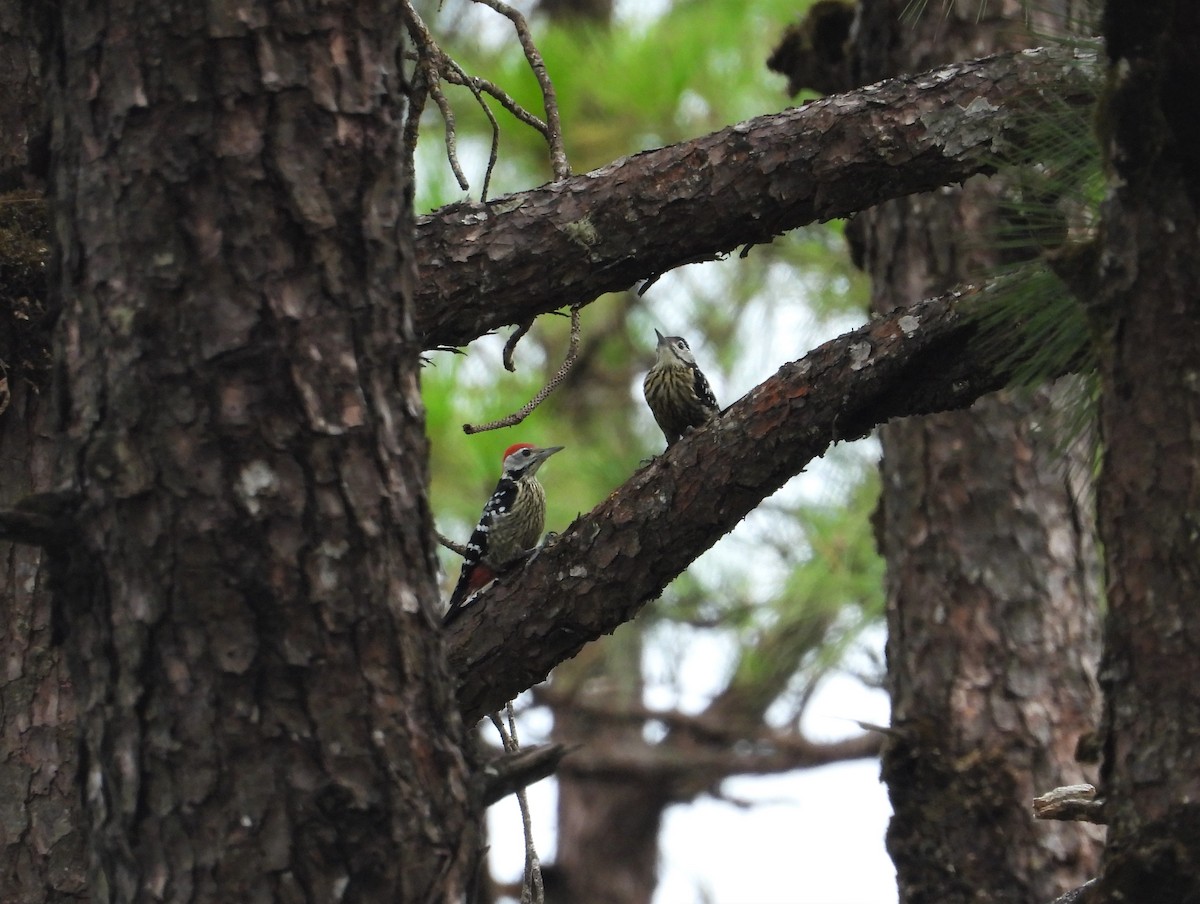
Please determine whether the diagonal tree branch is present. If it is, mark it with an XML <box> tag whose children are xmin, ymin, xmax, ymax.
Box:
<box><xmin>445</xmin><ymin>285</ymin><xmax>1076</xmax><ymax>722</ymax></box>
<box><xmin>414</xmin><ymin>45</ymin><xmax>1098</xmax><ymax>350</ymax></box>
<box><xmin>3</xmin><ymin>49</ymin><xmax>1096</xmax><ymax>361</ymax></box>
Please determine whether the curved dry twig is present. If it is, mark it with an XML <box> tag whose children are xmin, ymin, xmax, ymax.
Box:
<box><xmin>503</xmin><ymin>320</ymin><xmax>534</xmax><ymax>372</ymax></box>
<box><xmin>463</xmin><ymin>307</ymin><xmax>583</xmax><ymax>434</ymax></box>
<box><xmin>469</xmin><ymin>0</ymin><xmax>570</xmax><ymax>179</ymax></box>
<box><xmin>398</xmin><ymin>0</ymin><xmax>569</xmax><ymax>196</ymax></box>
<box><xmin>437</xmin><ymin>530</ymin><xmax>470</xmax><ymax>558</ymax></box>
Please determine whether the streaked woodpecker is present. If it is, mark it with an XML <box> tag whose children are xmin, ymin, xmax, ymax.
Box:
<box><xmin>643</xmin><ymin>329</ymin><xmax>720</xmax><ymax>445</ymax></box>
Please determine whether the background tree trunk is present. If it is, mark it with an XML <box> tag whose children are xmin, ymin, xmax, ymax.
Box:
<box><xmin>39</xmin><ymin>1</ymin><xmax>472</xmax><ymax>899</ymax></box>
<box><xmin>1092</xmin><ymin>3</ymin><xmax>1200</xmax><ymax>898</ymax></box>
<box><xmin>551</xmin><ymin>637</ymin><xmax>665</xmax><ymax>904</ymax></box>
<box><xmin>851</xmin><ymin>1</ymin><xmax>1104</xmax><ymax>900</ymax></box>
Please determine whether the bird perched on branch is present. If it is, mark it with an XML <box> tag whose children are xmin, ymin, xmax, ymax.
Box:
<box><xmin>643</xmin><ymin>329</ymin><xmax>720</xmax><ymax>445</ymax></box>
<box><xmin>443</xmin><ymin>443</ymin><xmax>564</xmax><ymax>624</ymax></box>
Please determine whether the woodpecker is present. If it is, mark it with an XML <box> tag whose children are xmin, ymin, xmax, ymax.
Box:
<box><xmin>443</xmin><ymin>443</ymin><xmax>564</xmax><ymax>624</ymax></box>
<box><xmin>643</xmin><ymin>329</ymin><xmax>720</xmax><ymax>445</ymax></box>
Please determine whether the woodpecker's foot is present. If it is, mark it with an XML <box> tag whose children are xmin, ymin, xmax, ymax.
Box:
<box><xmin>520</xmin><ymin>544</ymin><xmax>545</xmax><ymax>573</ymax></box>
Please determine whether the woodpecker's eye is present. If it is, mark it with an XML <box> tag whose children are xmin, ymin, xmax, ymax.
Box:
<box><xmin>675</xmin><ymin>340</ymin><xmax>688</xmax><ymax>350</ymax></box>
<box><xmin>520</xmin><ymin>449</ymin><xmax>532</xmax><ymax>457</ymax></box>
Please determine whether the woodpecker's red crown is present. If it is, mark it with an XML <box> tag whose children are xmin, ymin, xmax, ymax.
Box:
<box><xmin>503</xmin><ymin>442</ymin><xmax>537</xmax><ymax>460</ymax></box>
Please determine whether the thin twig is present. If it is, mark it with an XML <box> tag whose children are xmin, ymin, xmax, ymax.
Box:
<box><xmin>489</xmin><ymin>706</ymin><xmax>545</xmax><ymax>904</ymax></box>
<box><xmin>437</xmin><ymin>531</ymin><xmax>470</xmax><ymax>557</ymax></box>
<box><xmin>444</xmin><ymin>67</ymin><xmax>548</xmax><ymax>133</ymax></box>
<box><xmin>402</xmin><ymin>54</ymin><xmax>430</xmax><ymax>194</ymax></box>
<box><xmin>503</xmin><ymin>320</ymin><xmax>534</xmax><ymax>372</ymax></box>
<box><xmin>400</xmin><ymin>1</ymin><xmax>470</xmax><ymax>190</ymax></box>
<box><xmin>463</xmin><ymin>307</ymin><xmax>582</xmax><ymax>434</ymax></box>
<box><xmin>452</xmin><ymin>73</ymin><xmax>503</xmax><ymax>201</ymax></box>
<box><xmin>470</xmin><ymin>0</ymin><xmax>571</xmax><ymax>179</ymax></box>
<box><xmin>400</xmin><ymin>0</ymin><xmax>568</xmax><ymax>193</ymax></box>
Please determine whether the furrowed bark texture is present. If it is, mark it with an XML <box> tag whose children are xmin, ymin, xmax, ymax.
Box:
<box><xmin>445</xmin><ymin>290</ymin><xmax>1068</xmax><ymax>722</ymax></box>
<box><xmin>852</xmin><ymin>2</ymin><xmax>1103</xmax><ymax>902</ymax></box>
<box><xmin>1093</xmin><ymin>2</ymin><xmax>1200</xmax><ymax>898</ymax></box>
<box><xmin>414</xmin><ymin>45</ymin><xmax>1097</xmax><ymax>350</ymax></box>
<box><xmin>0</xmin><ymin>0</ymin><xmax>40</xmax><ymax>187</ymax></box>
<box><xmin>44</xmin><ymin>2</ymin><xmax>470</xmax><ymax>900</ymax></box>
<box><xmin>0</xmin><ymin>14</ymin><xmax>82</xmax><ymax>900</ymax></box>
<box><xmin>0</xmin><ymin>398</ymin><xmax>83</xmax><ymax>903</ymax></box>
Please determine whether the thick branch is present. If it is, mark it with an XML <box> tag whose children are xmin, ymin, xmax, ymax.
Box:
<box><xmin>446</xmin><ymin>288</ymin><xmax>1071</xmax><ymax>721</ymax></box>
<box><xmin>476</xmin><ymin>743</ymin><xmax>568</xmax><ymax>807</ymax></box>
<box><xmin>559</xmin><ymin>731</ymin><xmax>880</xmax><ymax>783</ymax></box>
<box><xmin>535</xmin><ymin>693</ymin><xmax>881</xmax><ymax>792</ymax></box>
<box><xmin>415</xmin><ymin>46</ymin><xmax>1097</xmax><ymax>349</ymax></box>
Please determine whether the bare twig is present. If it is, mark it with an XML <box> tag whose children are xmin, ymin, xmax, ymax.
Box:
<box><xmin>502</xmin><ymin>320</ymin><xmax>534</xmax><ymax>372</ymax></box>
<box><xmin>400</xmin><ymin>2</ymin><xmax>470</xmax><ymax>190</ymax></box>
<box><xmin>489</xmin><ymin>705</ymin><xmax>544</xmax><ymax>904</ymax></box>
<box><xmin>437</xmin><ymin>531</ymin><xmax>470</xmax><ymax>557</ymax></box>
<box><xmin>470</xmin><ymin>0</ymin><xmax>570</xmax><ymax>179</ymax></box>
<box><xmin>398</xmin><ymin>0</ymin><xmax>568</xmax><ymax>195</ymax></box>
<box><xmin>1048</xmin><ymin>879</ymin><xmax>1098</xmax><ymax>904</ymax></box>
<box><xmin>463</xmin><ymin>307</ymin><xmax>582</xmax><ymax>434</ymax></box>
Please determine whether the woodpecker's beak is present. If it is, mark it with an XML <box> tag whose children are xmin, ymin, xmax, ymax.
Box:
<box><xmin>525</xmin><ymin>445</ymin><xmax>563</xmax><ymax>476</ymax></box>
<box><xmin>654</xmin><ymin>328</ymin><xmax>666</xmax><ymax>345</ymax></box>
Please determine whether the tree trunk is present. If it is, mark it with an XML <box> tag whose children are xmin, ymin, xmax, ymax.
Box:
<box><xmin>551</xmin><ymin>635</ymin><xmax>665</xmax><ymax>904</ymax></box>
<box><xmin>0</xmin><ymin>8</ymin><xmax>85</xmax><ymax>899</ymax></box>
<box><xmin>0</xmin><ymin>389</ymin><xmax>85</xmax><ymax>903</ymax></box>
<box><xmin>852</xmin><ymin>2</ymin><xmax>1103</xmax><ymax>901</ymax></box>
<box><xmin>1092</xmin><ymin>2</ymin><xmax>1200</xmax><ymax>898</ymax></box>
<box><xmin>39</xmin><ymin>1</ymin><xmax>472</xmax><ymax>900</ymax></box>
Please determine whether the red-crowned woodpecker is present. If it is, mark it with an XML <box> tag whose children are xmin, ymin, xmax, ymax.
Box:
<box><xmin>643</xmin><ymin>329</ymin><xmax>720</xmax><ymax>445</ymax></box>
<box><xmin>443</xmin><ymin>442</ymin><xmax>564</xmax><ymax>624</ymax></box>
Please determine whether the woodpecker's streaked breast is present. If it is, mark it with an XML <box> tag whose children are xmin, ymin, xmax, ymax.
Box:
<box><xmin>644</xmin><ymin>332</ymin><xmax>719</xmax><ymax>445</ymax></box>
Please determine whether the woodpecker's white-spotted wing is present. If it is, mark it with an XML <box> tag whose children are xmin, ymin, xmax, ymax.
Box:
<box><xmin>692</xmin><ymin>364</ymin><xmax>719</xmax><ymax>413</ymax></box>
<box><xmin>444</xmin><ymin>477</ymin><xmax>519</xmax><ymax>623</ymax></box>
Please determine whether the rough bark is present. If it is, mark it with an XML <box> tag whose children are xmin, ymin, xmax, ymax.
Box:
<box><xmin>445</xmin><ymin>288</ymin><xmax>1078</xmax><ymax>722</ymax></box>
<box><xmin>852</xmin><ymin>2</ymin><xmax>1104</xmax><ymax>902</ymax></box>
<box><xmin>0</xmin><ymin>0</ymin><xmax>40</xmax><ymax>188</ymax></box>
<box><xmin>41</xmin><ymin>1</ymin><xmax>471</xmax><ymax>901</ymax></box>
<box><xmin>0</xmin><ymin>396</ymin><xmax>84</xmax><ymax>904</ymax></box>
<box><xmin>0</xmin><ymin>9</ymin><xmax>83</xmax><ymax>900</ymax></box>
<box><xmin>1092</xmin><ymin>2</ymin><xmax>1200</xmax><ymax>899</ymax></box>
